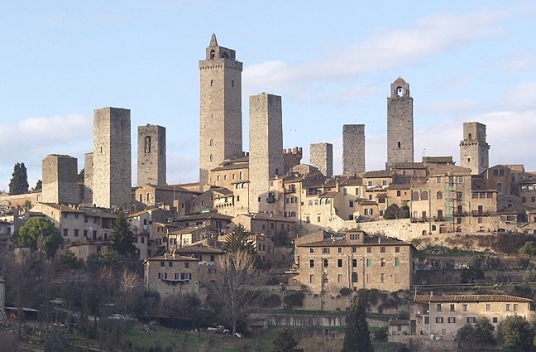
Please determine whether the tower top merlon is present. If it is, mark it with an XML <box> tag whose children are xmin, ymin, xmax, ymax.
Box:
<box><xmin>209</xmin><ymin>33</ymin><xmax>218</xmax><ymax>47</ymax></box>
<box><xmin>204</xmin><ymin>34</ymin><xmax>237</xmax><ymax>61</ymax></box>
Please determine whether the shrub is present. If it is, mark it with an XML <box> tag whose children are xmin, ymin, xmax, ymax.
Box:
<box><xmin>261</xmin><ymin>294</ymin><xmax>282</xmax><ymax>309</ymax></box>
<box><xmin>339</xmin><ymin>287</ymin><xmax>353</xmax><ymax>297</ymax></box>
<box><xmin>284</xmin><ymin>291</ymin><xmax>305</xmax><ymax>309</ymax></box>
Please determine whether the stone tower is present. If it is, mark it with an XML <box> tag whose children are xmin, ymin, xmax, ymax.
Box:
<box><xmin>249</xmin><ymin>93</ymin><xmax>283</xmax><ymax>213</ymax></box>
<box><xmin>83</xmin><ymin>153</ymin><xmax>93</xmax><ymax>204</ymax></box>
<box><xmin>199</xmin><ymin>34</ymin><xmax>243</xmax><ymax>187</ymax></box>
<box><xmin>343</xmin><ymin>124</ymin><xmax>365</xmax><ymax>175</ymax></box>
<box><xmin>310</xmin><ymin>143</ymin><xmax>333</xmax><ymax>177</ymax></box>
<box><xmin>92</xmin><ymin>107</ymin><xmax>132</xmax><ymax>209</ymax></box>
<box><xmin>42</xmin><ymin>154</ymin><xmax>79</xmax><ymax>204</ymax></box>
<box><xmin>137</xmin><ymin>124</ymin><xmax>166</xmax><ymax>186</ymax></box>
<box><xmin>460</xmin><ymin>122</ymin><xmax>490</xmax><ymax>175</ymax></box>
<box><xmin>387</xmin><ymin>77</ymin><xmax>414</xmax><ymax>169</ymax></box>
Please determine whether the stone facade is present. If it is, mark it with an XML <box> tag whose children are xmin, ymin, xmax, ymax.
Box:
<box><xmin>342</xmin><ymin>124</ymin><xmax>365</xmax><ymax>175</ymax></box>
<box><xmin>310</xmin><ymin>142</ymin><xmax>333</xmax><ymax>177</ymax></box>
<box><xmin>83</xmin><ymin>153</ymin><xmax>93</xmax><ymax>204</ymax></box>
<box><xmin>460</xmin><ymin>122</ymin><xmax>490</xmax><ymax>175</ymax></box>
<box><xmin>41</xmin><ymin>154</ymin><xmax>79</xmax><ymax>205</ymax></box>
<box><xmin>138</xmin><ymin>124</ymin><xmax>166</xmax><ymax>186</ymax></box>
<box><xmin>199</xmin><ymin>34</ymin><xmax>243</xmax><ymax>187</ymax></box>
<box><xmin>387</xmin><ymin>78</ymin><xmax>414</xmax><ymax>169</ymax></box>
<box><xmin>412</xmin><ymin>294</ymin><xmax>533</xmax><ymax>339</ymax></box>
<box><xmin>248</xmin><ymin>93</ymin><xmax>283</xmax><ymax>214</ymax></box>
<box><xmin>293</xmin><ymin>231</ymin><xmax>414</xmax><ymax>294</ymax></box>
<box><xmin>92</xmin><ymin>107</ymin><xmax>132</xmax><ymax>209</ymax></box>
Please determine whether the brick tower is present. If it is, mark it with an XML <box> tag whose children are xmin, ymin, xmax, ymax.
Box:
<box><xmin>387</xmin><ymin>78</ymin><xmax>414</xmax><ymax>169</ymax></box>
<box><xmin>199</xmin><ymin>34</ymin><xmax>243</xmax><ymax>187</ymax></box>
<box><xmin>137</xmin><ymin>124</ymin><xmax>166</xmax><ymax>186</ymax></box>
<box><xmin>310</xmin><ymin>143</ymin><xmax>333</xmax><ymax>177</ymax></box>
<box><xmin>343</xmin><ymin>124</ymin><xmax>365</xmax><ymax>175</ymax></box>
<box><xmin>248</xmin><ymin>93</ymin><xmax>283</xmax><ymax>213</ymax></box>
<box><xmin>92</xmin><ymin>107</ymin><xmax>132</xmax><ymax>209</ymax></box>
<box><xmin>460</xmin><ymin>122</ymin><xmax>490</xmax><ymax>175</ymax></box>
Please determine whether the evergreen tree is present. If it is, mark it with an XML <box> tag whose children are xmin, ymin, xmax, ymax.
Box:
<box><xmin>110</xmin><ymin>212</ymin><xmax>138</xmax><ymax>256</ymax></box>
<box><xmin>11</xmin><ymin>217</ymin><xmax>63</xmax><ymax>257</ymax></box>
<box><xmin>342</xmin><ymin>296</ymin><xmax>373</xmax><ymax>352</ymax></box>
<box><xmin>224</xmin><ymin>224</ymin><xmax>256</xmax><ymax>256</ymax></box>
<box><xmin>9</xmin><ymin>162</ymin><xmax>29</xmax><ymax>195</ymax></box>
<box><xmin>271</xmin><ymin>328</ymin><xmax>303</xmax><ymax>352</ymax></box>
<box><xmin>34</xmin><ymin>179</ymin><xmax>42</xmax><ymax>191</ymax></box>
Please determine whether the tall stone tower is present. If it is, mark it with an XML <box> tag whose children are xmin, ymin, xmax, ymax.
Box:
<box><xmin>249</xmin><ymin>93</ymin><xmax>283</xmax><ymax>213</ymax></box>
<box><xmin>460</xmin><ymin>122</ymin><xmax>490</xmax><ymax>175</ymax></box>
<box><xmin>92</xmin><ymin>107</ymin><xmax>132</xmax><ymax>209</ymax></box>
<box><xmin>42</xmin><ymin>154</ymin><xmax>79</xmax><ymax>204</ymax></box>
<box><xmin>310</xmin><ymin>143</ymin><xmax>333</xmax><ymax>177</ymax></box>
<box><xmin>83</xmin><ymin>153</ymin><xmax>93</xmax><ymax>204</ymax></box>
<box><xmin>387</xmin><ymin>78</ymin><xmax>414</xmax><ymax>169</ymax></box>
<box><xmin>137</xmin><ymin>124</ymin><xmax>166</xmax><ymax>186</ymax></box>
<box><xmin>199</xmin><ymin>34</ymin><xmax>243</xmax><ymax>187</ymax></box>
<box><xmin>343</xmin><ymin>124</ymin><xmax>365</xmax><ymax>175</ymax></box>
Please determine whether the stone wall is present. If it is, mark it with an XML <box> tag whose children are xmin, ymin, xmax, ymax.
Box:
<box><xmin>310</xmin><ymin>142</ymin><xmax>333</xmax><ymax>177</ymax></box>
<box><xmin>342</xmin><ymin>124</ymin><xmax>365</xmax><ymax>175</ymax></box>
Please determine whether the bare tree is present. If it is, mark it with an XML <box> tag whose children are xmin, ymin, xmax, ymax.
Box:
<box><xmin>208</xmin><ymin>249</ymin><xmax>265</xmax><ymax>336</ymax></box>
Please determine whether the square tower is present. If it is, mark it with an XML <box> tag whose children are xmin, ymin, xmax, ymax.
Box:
<box><xmin>199</xmin><ymin>34</ymin><xmax>243</xmax><ymax>187</ymax></box>
<box><xmin>83</xmin><ymin>153</ymin><xmax>93</xmax><ymax>204</ymax></box>
<box><xmin>248</xmin><ymin>93</ymin><xmax>283</xmax><ymax>213</ymax></box>
<box><xmin>387</xmin><ymin>78</ymin><xmax>414</xmax><ymax>169</ymax></box>
<box><xmin>460</xmin><ymin>122</ymin><xmax>490</xmax><ymax>175</ymax></box>
<box><xmin>137</xmin><ymin>124</ymin><xmax>166</xmax><ymax>186</ymax></box>
<box><xmin>42</xmin><ymin>154</ymin><xmax>79</xmax><ymax>204</ymax></box>
<box><xmin>310</xmin><ymin>143</ymin><xmax>333</xmax><ymax>177</ymax></box>
<box><xmin>343</xmin><ymin>124</ymin><xmax>365</xmax><ymax>175</ymax></box>
<box><xmin>92</xmin><ymin>107</ymin><xmax>132</xmax><ymax>209</ymax></box>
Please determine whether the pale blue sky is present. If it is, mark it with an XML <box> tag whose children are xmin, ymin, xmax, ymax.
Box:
<box><xmin>1</xmin><ymin>1</ymin><xmax>535</xmax><ymax>191</ymax></box>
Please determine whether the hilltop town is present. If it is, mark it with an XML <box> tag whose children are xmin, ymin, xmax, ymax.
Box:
<box><xmin>1</xmin><ymin>34</ymin><xmax>535</xmax><ymax>351</ymax></box>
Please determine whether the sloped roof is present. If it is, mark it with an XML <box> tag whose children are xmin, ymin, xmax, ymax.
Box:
<box><xmin>414</xmin><ymin>294</ymin><xmax>532</xmax><ymax>304</ymax></box>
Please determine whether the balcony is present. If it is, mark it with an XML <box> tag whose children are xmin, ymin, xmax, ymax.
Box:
<box><xmin>471</xmin><ymin>210</ymin><xmax>496</xmax><ymax>217</ymax></box>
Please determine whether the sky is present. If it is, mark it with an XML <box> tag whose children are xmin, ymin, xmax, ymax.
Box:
<box><xmin>1</xmin><ymin>1</ymin><xmax>536</xmax><ymax>192</ymax></box>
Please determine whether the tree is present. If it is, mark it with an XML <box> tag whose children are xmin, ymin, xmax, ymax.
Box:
<box><xmin>398</xmin><ymin>205</ymin><xmax>410</xmax><ymax>219</ymax></box>
<box><xmin>110</xmin><ymin>212</ymin><xmax>137</xmax><ymax>256</ymax></box>
<box><xmin>271</xmin><ymin>328</ymin><xmax>303</xmax><ymax>352</ymax></box>
<box><xmin>383</xmin><ymin>204</ymin><xmax>400</xmax><ymax>220</ymax></box>
<box><xmin>78</xmin><ymin>169</ymin><xmax>85</xmax><ymax>182</ymax></box>
<box><xmin>498</xmin><ymin>315</ymin><xmax>534</xmax><ymax>351</ymax></box>
<box><xmin>457</xmin><ymin>317</ymin><xmax>495</xmax><ymax>348</ymax></box>
<box><xmin>342</xmin><ymin>296</ymin><xmax>373</xmax><ymax>352</ymax></box>
<box><xmin>11</xmin><ymin>217</ymin><xmax>63</xmax><ymax>257</ymax></box>
<box><xmin>460</xmin><ymin>267</ymin><xmax>485</xmax><ymax>283</ymax></box>
<box><xmin>34</xmin><ymin>180</ymin><xmax>42</xmax><ymax>191</ymax></box>
<box><xmin>519</xmin><ymin>241</ymin><xmax>536</xmax><ymax>257</ymax></box>
<box><xmin>9</xmin><ymin>162</ymin><xmax>29</xmax><ymax>195</ymax></box>
<box><xmin>224</xmin><ymin>224</ymin><xmax>256</xmax><ymax>256</ymax></box>
<box><xmin>209</xmin><ymin>249</ymin><xmax>265</xmax><ymax>336</ymax></box>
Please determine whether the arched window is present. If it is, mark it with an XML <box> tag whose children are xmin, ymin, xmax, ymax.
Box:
<box><xmin>493</xmin><ymin>169</ymin><xmax>498</xmax><ymax>176</ymax></box>
<box><xmin>421</xmin><ymin>191</ymin><xmax>429</xmax><ymax>200</ymax></box>
<box><xmin>209</xmin><ymin>154</ymin><xmax>214</xmax><ymax>162</ymax></box>
<box><xmin>210</xmin><ymin>50</ymin><xmax>215</xmax><ymax>59</ymax></box>
<box><xmin>139</xmin><ymin>194</ymin><xmax>143</xmax><ymax>202</ymax></box>
<box><xmin>144</xmin><ymin>136</ymin><xmax>151</xmax><ymax>153</ymax></box>
<box><xmin>397</xmin><ymin>141</ymin><xmax>401</xmax><ymax>148</ymax></box>
<box><xmin>500</xmin><ymin>169</ymin><xmax>505</xmax><ymax>176</ymax></box>
<box><xmin>147</xmin><ymin>193</ymin><xmax>151</xmax><ymax>203</ymax></box>
<box><xmin>209</xmin><ymin>139</ymin><xmax>214</xmax><ymax>146</ymax></box>
<box><xmin>437</xmin><ymin>191</ymin><xmax>443</xmax><ymax>200</ymax></box>
<box><xmin>412</xmin><ymin>191</ymin><xmax>420</xmax><ymax>201</ymax></box>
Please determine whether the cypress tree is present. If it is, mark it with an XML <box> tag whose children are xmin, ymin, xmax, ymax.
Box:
<box><xmin>110</xmin><ymin>212</ymin><xmax>138</xmax><ymax>256</ymax></box>
<box><xmin>342</xmin><ymin>296</ymin><xmax>373</xmax><ymax>352</ymax></box>
<box><xmin>8</xmin><ymin>162</ymin><xmax>29</xmax><ymax>195</ymax></box>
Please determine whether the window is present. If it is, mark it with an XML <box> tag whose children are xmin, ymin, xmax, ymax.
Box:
<box><xmin>160</xmin><ymin>261</ymin><xmax>165</xmax><ymax>267</ymax></box>
<box><xmin>380</xmin><ymin>273</ymin><xmax>385</xmax><ymax>283</ymax></box>
<box><xmin>310</xmin><ymin>248</ymin><xmax>314</xmax><ymax>254</ymax></box>
<box><xmin>448</xmin><ymin>317</ymin><xmax>456</xmax><ymax>323</ymax></box>
<box><xmin>337</xmin><ymin>274</ymin><xmax>343</xmax><ymax>283</ymax></box>
<box><xmin>338</xmin><ymin>247</ymin><xmax>342</xmax><ymax>253</ymax></box>
<box><xmin>352</xmin><ymin>259</ymin><xmax>357</xmax><ymax>267</ymax></box>
<box><xmin>436</xmin><ymin>304</ymin><xmax>442</xmax><ymax>312</ymax></box>
<box><xmin>349</xmin><ymin>200</ymin><xmax>354</xmax><ymax>207</ymax></box>
<box><xmin>493</xmin><ymin>317</ymin><xmax>498</xmax><ymax>324</ymax></box>
<box><xmin>437</xmin><ymin>191</ymin><xmax>443</xmax><ymax>199</ymax></box>
<box><xmin>185</xmin><ymin>262</ymin><xmax>189</xmax><ymax>268</ymax></box>
<box><xmin>338</xmin><ymin>259</ymin><xmax>343</xmax><ymax>267</ymax></box>
<box><xmin>514</xmin><ymin>304</ymin><xmax>518</xmax><ymax>311</ymax></box>
<box><xmin>436</xmin><ymin>317</ymin><xmax>443</xmax><ymax>323</ymax></box>
<box><xmin>366</xmin><ymin>258</ymin><xmax>372</xmax><ymax>267</ymax></box>
<box><xmin>323</xmin><ymin>248</ymin><xmax>330</xmax><ymax>254</ymax></box>
<box><xmin>394</xmin><ymin>258</ymin><xmax>400</xmax><ymax>267</ymax></box>
<box><xmin>380</xmin><ymin>247</ymin><xmax>386</xmax><ymax>253</ymax></box>
<box><xmin>380</xmin><ymin>258</ymin><xmax>386</xmax><ymax>267</ymax></box>
<box><xmin>467</xmin><ymin>317</ymin><xmax>476</xmax><ymax>323</ymax></box>
<box><xmin>168</xmin><ymin>261</ymin><xmax>173</xmax><ymax>267</ymax></box>
<box><xmin>506</xmin><ymin>304</ymin><xmax>511</xmax><ymax>311</ymax></box>
<box><xmin>323</xmin><ymin>259</ymin><xmax>328</xmax><ymax>268</ymax></box>
<box><xmin>367</xmin><ymin>247</ymin><xmax>372</xmax><ymax>253</ymax></box>
<box><xmin>424</xmin><ymin>316</ymin><xmax>429</xmax><ymax>324</ymax></box>
<box><xmin>309</xmin><ymin>275</ymin><xmax>314</xmax><ymax>284</ymax></box>
<box><xmin>352</xmin><ymin>272</ymin><xmax>358</xmax><ymax>282</ymax></box>
<box><xmin>74</xmin><ymin>229</ymin><xmax>79</xmax><ymax>237</ymax></box>
<box><xmin>486</xmin><ymin>304</ymin><xmax>490</xmax><ymax>311</ymax></box>
<box><xmin>63</xmin><ymin>229</ymin><xmax>68</xmax><ymax>237</ymax></box>
<box><xmin>450</xmin><ymin>304</ymin><xmax>455</xmax><ymax>312</ymax></box>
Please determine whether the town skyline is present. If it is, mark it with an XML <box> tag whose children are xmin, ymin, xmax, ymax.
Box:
<box><xmin>1</xmin><ymin>1</ymin><xmax>535</xmax><ymax>192</ymax></box>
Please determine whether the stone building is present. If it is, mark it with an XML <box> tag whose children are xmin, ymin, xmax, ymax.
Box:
<box><xmin>133</xmin><ymin>184</ymin><xmax>197</xmax><ymax>216</ymax></box>
<box><xmin>138</xmin><ymin>124</ymin><xmax>166</xmax><ymax>186</ymax></box>
<box><xmin>387</xmin><ymin>78</ymin><xmax>414</xmax><ymax>169</ymax></box>
<box><xmin>83</xmin><ymin>153</ymin><xmax>93</xmax><ymax>204</ymax></box>
<box><xmin>199</xmin><ymin>34</ymin><xmax>243</xmax><ymax>187</ymax></box>
<box><xmin>412</xmin><ymin>294</ymin><xmax>533</xmax><ymax>339</ymax></box>
<box><xmin>41</xmin><ymin>154</ymin><xmax>79</xmax><ymax>205</ymax></box>
<box><xmin>460</xmin><ymin>122</ymin><xmax>490</xmax><ymax>176</ymax></box>
<box><xmin>248</xmin><ymin>93</ymin><xmax>284</xmax><ymax>214</ymax></box>
<box><xmin>310</xmin><ymin>142</ymin><xmax>333</xmax><ymax>178</ymax></box>
<box><xmin>294</xmin><ymin>231</ymin><xmax>414</xmax><ymax>294</ymax></box>
<box><xmin>91</xmin><ymin>107</ymin><xmax>132</xmax><ymax>209</ymax></box>
<box><xmin>343</xmin><ymin>124</ymin><xmax>365</xmax><ymax>175</ymax></box>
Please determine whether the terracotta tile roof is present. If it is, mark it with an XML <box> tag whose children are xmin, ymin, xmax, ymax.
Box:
<box><xmin>174</xmin><ymin>244</ymin><xmax>225</xmax><ymax>255</ymax></box>
<box><xmin>422</xmin><ymin>156</ymin><xmax>454</xmax><ymax>163</ymax></box>
<box><xmin>362</xmin><ymin>170</ymin><xmax>394</xmax><ymax>178</ymax></box>
<box><xmin>414</xmin><ymin>294</ymin><xmax>533</xmax><ymax>304</ymax></box>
